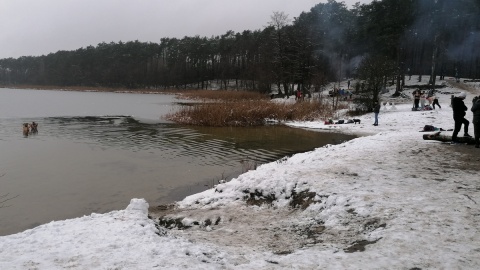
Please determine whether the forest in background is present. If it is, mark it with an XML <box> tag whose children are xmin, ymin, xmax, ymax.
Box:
<box><xmin>0</xmin><ymin>0</ymin><xmax>479</xmax><ymax>96</ymax></box>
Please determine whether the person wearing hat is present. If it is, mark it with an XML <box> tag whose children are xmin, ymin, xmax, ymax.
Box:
<box><xmin>451</xmin><ymin>92</ymin><xmax>472</xmax><ymax>144</ymax></box>
<box><xmin>471</xmin><ymin>96</ymin><xmax>480</xmax><ymax>148</ymax></box>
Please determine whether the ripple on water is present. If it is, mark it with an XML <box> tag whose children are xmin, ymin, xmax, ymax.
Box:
<box><xmin>0</xmin><ymin>115</ymin><xmax>356</xmax><ymax>236</ymax></box>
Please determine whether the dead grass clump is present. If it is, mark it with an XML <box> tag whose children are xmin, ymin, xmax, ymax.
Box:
<box><xmin>276</xmin><ymin>100</ymin><xmax>348</xmax><ymax>122</ymax></box>
<box><xmin>167</xmin><ymin>99</ymin><xmax>340</xmax><ymax>127</ymax></box>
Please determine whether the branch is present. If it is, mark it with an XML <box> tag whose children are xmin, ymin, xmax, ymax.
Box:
<box><xmin>0</xmin><ymin>193</ymin><xmax>19</xmax><ymax>208</ymax></box>
<box><xmin>1</xmin><ymin>170</ymin><xmax>18</xmax><ymax>208</ymax></box>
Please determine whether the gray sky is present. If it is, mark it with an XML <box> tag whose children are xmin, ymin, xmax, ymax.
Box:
<box><xmin>0</xmin><ymin>0</ymin><xmax>372</xmax><ymax>59</ymax></box>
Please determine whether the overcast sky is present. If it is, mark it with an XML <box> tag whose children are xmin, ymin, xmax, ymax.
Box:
<box><xmin>0</xmin><ymin>0</ymin><xmax>372</xmax><ymax>59</ymax></box>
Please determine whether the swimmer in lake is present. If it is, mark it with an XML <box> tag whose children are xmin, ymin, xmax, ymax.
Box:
<box><xmin>30</xmin><ymin>121</ymin><xmax>38</xmax><ymax>133</ymax></box>
<box><xmin>23</xmin><ymin>123</ymin><xmax>30</xmax><ymax>136</ymax></box>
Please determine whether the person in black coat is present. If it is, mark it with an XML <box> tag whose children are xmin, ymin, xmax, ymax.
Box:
<box><xmin>373</xmin><ymin>101</ymin><xmax>380</xmax><ymax>126</ymax></box>
<box><xmin>451</xmin><ymin>92</ymin><xmax>472</xmax><ymax>143</ymax></box>
<box><xmin>412</xmin><ymin>89</ymin><xmax>421</xmax><ymax>110</ymax></box>
<box><xmin>471</xmin><ymin>96</ymin><xmax>480</xmax><ymax>148</ymax></box>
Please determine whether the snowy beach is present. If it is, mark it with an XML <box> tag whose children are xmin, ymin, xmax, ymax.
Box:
<box><xmin>1</xmin><ymin>78</ymin><xmax>479</xmax><ymax>269</ymax></box>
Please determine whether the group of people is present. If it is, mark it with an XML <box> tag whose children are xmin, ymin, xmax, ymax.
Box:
<box><xmin>451</xmin><ymin>92</ymin><xmax>480</xmax><ymax>148</ymax></box>
<box><xmin>329</xmin><ymin>87</ymin><xmax>353</xmax><ymax>100</ymax></box>
<box><xmin>372</xmin><ymin>90</ymin><xmax>479</xmax><ymax>147</ymax></box>
<box><xmin>22</xmin><ymin>121</ymin><xmax>38</xmax><ymax>136</ymax></box>
<box><xmin>412</xmin><ymin>89</ymin><xmax>441</xmax><ymax>111</ymax></box>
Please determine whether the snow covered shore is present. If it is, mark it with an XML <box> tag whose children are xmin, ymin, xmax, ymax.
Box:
<box><xmin>1</xmin><ymin>79</ymin><xmax>479</xmax><ymax>269</ymax></box>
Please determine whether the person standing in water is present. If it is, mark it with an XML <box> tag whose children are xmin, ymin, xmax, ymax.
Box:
<box><xmin>23</xmin><ymin>123</ymin><xmax>30</xmax><ymax>136</ymax></box>
<box><xmin>30</xmin><ymin>121</ymin><xmax>38</xmax><ymax>133</ymax></box>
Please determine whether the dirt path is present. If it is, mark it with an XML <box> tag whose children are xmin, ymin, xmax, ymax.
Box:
<box><xmin>447</xmin><ymin>80</ymin><xmax>479</xmax><ymax>94</ymax></box>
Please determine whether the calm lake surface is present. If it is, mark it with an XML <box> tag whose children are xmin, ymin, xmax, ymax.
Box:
<box><xmin>0</xmin><ymin>88</ymin><xmax>355</xmax><ymax>236</ymax></box>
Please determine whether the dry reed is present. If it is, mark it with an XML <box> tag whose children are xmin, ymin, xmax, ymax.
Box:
<box><xmin>167</xmin><ymin>96</ymin><xmax>344</xmax><ymax>127</ymax></box>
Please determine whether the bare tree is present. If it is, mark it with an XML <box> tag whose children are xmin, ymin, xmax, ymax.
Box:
<box><xmin>268</xmin><ymin>11</ymin><xmax>293</xmax><ymax>96</ymax></box>
<box><xmin>354</xmin><ymin>55</ymin><xmax>396</xmax><ymax>111</ymax></box>
<box><xmin>268</xmin><ymin>11</ymin><xmax>291</xmax><ymax>30</ymax></box>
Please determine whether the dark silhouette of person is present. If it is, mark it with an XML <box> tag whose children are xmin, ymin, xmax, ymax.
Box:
<box><xmin>30</xmin><ymin>121</ymin><xmax>38</xmax><ymax>133</ymax></box>
<box><xmin>412</xmin><ymin>89</ymin><xmax>421</xmax><ymax>110</ymax></box>
<box><xmin>451</xmin><ymin>92</ymin><xmax>472</xmax><ymax>143</ymax></box>
<box><xmin>432</xmin><ymin>94</ymin><xmax>441</xmax><ymax>109</ymax></box>
<box><xmin>373</xmin><ymin>101</ymin><xmax>380</xmax><ymax>126</ymax></box>
<box><xmin>471</xmin><ymin>96</ymin><xmax>480</xmax><ymax>148</ymax></box>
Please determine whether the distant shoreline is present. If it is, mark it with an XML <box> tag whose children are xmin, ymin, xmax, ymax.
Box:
<box><xmin>1</xmin><ymin>85</ymin><xmax>178</xmax><ymax>94</ymax></box>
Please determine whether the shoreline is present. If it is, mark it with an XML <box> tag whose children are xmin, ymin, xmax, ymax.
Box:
<box><xmin>1</xmin><ymin>84</ymin><xmax>176</xmax><ymax>94</ymax></box>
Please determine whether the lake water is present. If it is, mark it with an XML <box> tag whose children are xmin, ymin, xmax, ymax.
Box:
<box><xmin>0</xmin><ymin>88</ymin><xmax>355</xmax><ymax>236</ymax></box>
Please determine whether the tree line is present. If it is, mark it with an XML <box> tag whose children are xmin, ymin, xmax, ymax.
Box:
<box><xmin>0</xmin><ymin>0</ymin><xmax>479</xmax><ymax>96</ymax></box>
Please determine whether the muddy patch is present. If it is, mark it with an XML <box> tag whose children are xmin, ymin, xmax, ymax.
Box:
<box><xmin>289</xmin><ymin>190</ymin><xmax>327</xmax><ymax>209</ymax></box>
<box><xmin>244</xmin><ymin>190</ymin><xmax>276</xmax><ymax>206</ymax></box>
<box><xmin>344</xmin><ymin>238</ymin><xmax>382</xmax><ymax>253</ymax></box>
<box><xmin>149</xmin><ymin>192</ymin><xmax>389</xmax><ymax>255</ymax></box>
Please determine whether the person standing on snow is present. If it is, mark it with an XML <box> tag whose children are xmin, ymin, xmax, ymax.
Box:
<box><xmin>451</xmin><ymin>92</ymin><xmax>472</xmax><ymax>144</ymax></box>
<box><xmin>420</xmin><ymin>91</ymin><xmax>426</xmax><ymax>109</ymax></box>
<box><xmin>412</xmin><ymin>89</ymin><xmax>421</xmax><ymax>110</ymax></box>
<box><xmin>471</xmin><ymin>96</ymin><xmax>480</xmax><ymax>148</ymax></box>
<box><xmin>432</xmin><ymin>94</ymin><xmax>441</xmax><ymax>109</ymax></box>
<box><xmin>373</xmin><ymin>101</ymin><xmax>380</xmax><ymax>126</ymax></box>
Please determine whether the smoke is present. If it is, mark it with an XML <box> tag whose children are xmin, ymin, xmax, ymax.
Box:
<box><xmin>408</xmin><ymin>0</ymin><xmax>479</xmax><ymax>41</ymax></box>
<box><xmin>308</xmin><ymin>1</ymin><xmax>354</xmax><ymax>79</ymax></box>
<box><xmin>446</xmin><ymin>31</ymin><xmax>480</xmax><ymax>60</ymax></box>
<box><xmin>348</xmin><ymin>55</ymin><xmax>365</xmax><ymax>73</ymax></box>
<box><xmin>312</xmin><ymin>2</ymin><xmax>350</xmax><ymax>53</ymax></box>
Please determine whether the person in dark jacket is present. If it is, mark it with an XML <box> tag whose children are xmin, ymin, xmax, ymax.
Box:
<box><xmin>412</xmin><ymin>89</ymin><xmax>421</xmax><ymax>110</ymax></box>
<box><xmin>432</xmin><ymin>94</ymin><xmax>441</xmax><ymax>109</ymax></box>
<box><xmin>471</xmin><ymin>96</ymin><xmax>480</xmax><ymax>148</ymax></box>
<box><xmin>373</xmin><ymin>101</ymin><xmax>380</xmax><ymax>126</ymax></box>
<box><xmin>451</xmin><ymin>92</ymin><xmax>472</xmax><ymax>143</ymax></box>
